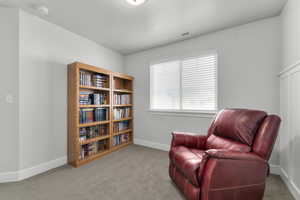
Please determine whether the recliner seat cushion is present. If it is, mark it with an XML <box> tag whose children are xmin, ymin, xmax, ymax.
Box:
<box><xmin>169</xmin><ymin>146</ymin><xmax>208</xmax><ymax>186</ymax></box>
<box><xmin>206</xmin><ymin>134</ymin><xmax>251</xmax><ymax>152</ymax></box>
<box><xmin>210</xmin><ymin>109</ymin><xmax>267</xmax><ymax>146</ymax></box>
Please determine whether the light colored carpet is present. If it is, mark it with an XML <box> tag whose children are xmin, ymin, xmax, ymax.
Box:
<box><xmin>0</xmin><ymin>145</ymin><xmax>295</xmax><ymax>200</ymax></box>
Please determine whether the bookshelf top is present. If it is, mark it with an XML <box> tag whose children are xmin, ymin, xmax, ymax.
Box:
<box><xmin>70</xmin><ymin>62</ymin><xmax>134</xmax><ymax>80</ymax></box>
<box><xmin>113</xmin><ymin>72</ymin><xmax>134</xmax><ymax>81</ymax></box>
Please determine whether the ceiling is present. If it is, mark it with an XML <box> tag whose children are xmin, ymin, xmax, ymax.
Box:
<box><xmin>1</xmin><ymin>0</ymin><xmax>287</xmax><ymax>55</ymax></box>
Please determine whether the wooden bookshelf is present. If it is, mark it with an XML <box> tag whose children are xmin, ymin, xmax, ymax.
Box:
<box><xmin>68</xmin><ymin>62</ymin><xmax>134</xmax><ymax>167</ymax></box>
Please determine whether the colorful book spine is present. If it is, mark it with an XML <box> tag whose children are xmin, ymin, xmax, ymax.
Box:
<box><xmin>79</xmin><ymin>92</ymin><xmax>108</xmax><ymax>105</ymax></box>
<box><xmin>112</xmin><ymin>134</ymin><xmax>129</xmax><ymax>147</ymax></box>
<box><xmin>80</xmin><ymin>71</ymin><xmax>109</xmax><ymax>88</ymax></box>
<box><xmin>113</xmin><ymin>121</ymin><xmax>130</xmax><ymax>132</ymax></box>
<box><xmin>113</xmin><ymin>94</ymin><xmax>131</xmax><ymax>105</ymax></box>
<box><xmin>80</xmin><ymin>108</ymin><xmax>108</xmax><ymax>124</ymax></box>
<box><xmin>80</xmin><ymin>139</ymin><xmax>108</xmax><ymax>160</ymax></box>
<box><xmin>113</xmin><ymin>108</ymin><xmax>131</xmax><ymax>120</ymax></box>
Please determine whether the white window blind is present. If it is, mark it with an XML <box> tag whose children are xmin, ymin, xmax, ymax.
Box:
<box><xmin>182</xmin><ymin>55</ymin><xmax>217</xmax><ymax>111</ymax></box>
<box><xmin>150</xmin><ymin>54</ymin><xmax>217</xmax><ymax>112</ymax></box>
<box><xmin>150</xmin><ymin>60</ymin><xmax>181</xmax><ymax>110</ymax></box>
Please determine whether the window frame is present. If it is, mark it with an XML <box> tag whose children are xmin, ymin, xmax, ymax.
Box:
<box><xmin>149</xmin><ymin>52</ymin><xmax>218</xmax><ymax>117</ymax></box>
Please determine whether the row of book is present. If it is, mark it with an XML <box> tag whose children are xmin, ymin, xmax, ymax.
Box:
<box><xmin>80</xmin><ymin>108</ymin><xmax>108</xmax><ymax>124</ymax></box>
<box><xmin>80</xmin><ymin>71</ymin><xmax>108</xmax><ymax>88</ymax></box>
<box><xmin>113</xmin><ymin>121</ymin><xmax>130</xmax><ymax>132</ymax></box>
<box><xmin>113</xmin><ymin>94</ymin><xmax>131</xmax><ymax>105</ymax></box>
<box><xmin>80</xmin><ymin>140</ymin><xmax>108</xmax><ymax>160</ymax></box>
<box><xmin>79</xmin><ymin>91</ymin><xmax>108</xmax><ymax>105</ymax></box>
<box><xmin>93</xmin><ymin>74</ymin><xmax>108</xmax><ymax>88</ymax></box>
<box><xmin>112</xmin><ymin>134</ymin><xmax>129</xmax><ymax>146</ymax></box>
<box><xmin>113</xmin><ymin>108</ymin><xmax>131</xmax><ymax>120</ymax></box>
<box><xmin>79</xmin><ymin>125</ymin><xmax>108</xmax><ymax>141</ymax></box>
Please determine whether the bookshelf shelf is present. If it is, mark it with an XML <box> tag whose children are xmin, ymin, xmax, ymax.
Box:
<box><xmin>113</xmin><ymin>117</ymin><xmax>133</xmax><ymax>122</ymax></box>
<box><xmin>79</xmin><ymin>104</ymin><xmax>110</xmax><ymax>108</ymax></box>
<box><xmin>80</xmin><ymin>85</ymin><xmax>110</xmax><ymax>91</ymax></box>
<box><xmin>112</xmin><ymin>141</ymin><xmax>133</xmax><ymax>152</ymax></box>
<box><xmin>113</xmin><ymin>89</ymin><xmax>133</xmax><ymax>93</ymax></box>
<box><xmin>68</xmin><ymin>62</ymin><xmax>134</xmax><ymax>167</ymax></box>
<box><xmin>113</xmin><ymin>104</ymin><xmax>133</xmax><ymax>107</ymax></box>
<box><xmin>113</xmin><ymin>129</ymin><xmax>132</xmax><ymax>136</ymax></box>
<box><xmin>77</xmin><ymin>150</ymin><xmax>111</xmax><ymax>166</ymax></box>
<box><xmin>80</xmin><ymin>135</ymin><xmax>110</xmax><ymax>145</ymax></box>
<box><xmin>78</xmin><ymin>121</ymin><xmax>110</xmax><ymax>128</ymax></box>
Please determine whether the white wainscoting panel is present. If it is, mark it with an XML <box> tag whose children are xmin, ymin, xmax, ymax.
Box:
<box><xmin>279</xmin><ymin>61</ymin><xmax>300</xmax><ymax>200</ymax></box>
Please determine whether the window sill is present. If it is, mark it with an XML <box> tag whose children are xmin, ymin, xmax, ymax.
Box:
<box><xmin>149</xmin><ymin>109</ymin><xmax>216</xmax><ymax>118</ymax></box>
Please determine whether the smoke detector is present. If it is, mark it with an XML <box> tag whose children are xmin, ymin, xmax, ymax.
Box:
<box><xmin>35</xmin><ymin>5</ymin><xmax>49</xmax><ymax>16</ymax></box>
<box><xmin>181</xmin><ymin>32</ymin><xmax>190</xmax><ymax>37</ymax></box>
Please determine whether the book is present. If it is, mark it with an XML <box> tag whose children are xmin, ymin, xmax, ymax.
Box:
<box><xmin>79</xmin><ymin>125</ymin><xmax>108</xmax><ymax>141</ymax></box>
<box><xmin>113</xmin><ymin>94</ymin><xmax>131</xmax><ymax>105</ymax></box>
<box><xmin>79</xmin><ymin>92</ymin><xmax>108</xmax><ymax>105</ymax></box>
<box><xmin>112</xmin><ymin>134</ymin><xmax>129</xmax><ymax>147</ymax></box>
<box><xmin>113</xmin><ymin>108</ymin><xmax>131</xmax><ymax>120</ymax></box>
<box><xmin>80</xmin><ymin>71</ymin><xmax>109</xmax><ymax>88</ymax></box>
<box><xmin>80</xmin><ymin>139</ymin><xmax>109</xmax><ymax>160</ymax></box>
<box><xmin>113</xmin><ymin>121</ymin><xmax>130</xmax><ymax>132</ymax></box>
<box><xmin>80</xmin><ymin>108</ymin><xmax>108</xmax><ymax>124</ymax></box>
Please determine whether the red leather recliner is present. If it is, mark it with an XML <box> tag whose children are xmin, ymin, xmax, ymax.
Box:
<box><xmin>169</xmin><ymin>109</ymin><xmax>281</xmax><ymax>200</ymax></box>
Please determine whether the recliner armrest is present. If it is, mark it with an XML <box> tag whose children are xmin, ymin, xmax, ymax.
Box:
<box><xmin>201</xmin><ymin>149</ymin><xmax>269</xmax><ymax>199</ymax></box>
<box><xmin>171</xmin><ymin>132</ymin><xmax>207</xmax><ymax>149</ymax></box>
<box><xmin>206</xmin><ymin>149</ymin><xmax>266</xmax><ymax>163</ymax></box>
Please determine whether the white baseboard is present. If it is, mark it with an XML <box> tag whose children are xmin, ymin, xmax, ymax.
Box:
<box><xmin>270</xmin><ymin>164</ymin><xmax>281</xmax><ymax>175</ymax></box>
<box><xmin>279</xmin><ymin>168</ymin><xmax>300</xmax><ymax>200</ymax></box>
<box><xmin>0</xmin><ymin>171</ymin><xmax>19</xmax><ymax>183</ymax></box>
<box><xmin>134</xmin><ymin>138</ymin><xmax>170</xmax><ymax>151</ymax></box>
<box><xmin>18</xmin><ymin>156</ymin><xmax>67</xmax><ymax>181</ymax></box>
<box><xmin>0</xmin><ymin>156</ymin><xmax>67</xmax><ymax>183</ymax></box>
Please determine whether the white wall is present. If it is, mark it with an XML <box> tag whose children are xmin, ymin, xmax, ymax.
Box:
<box><xmin>18</xmin><ymin>10</ymin><xmax>124</xmax><ymax>170</ymax></box>
<box><xmin>281</xmin><ymin>0</ymin><xmax>300</xmax><ymax>70</ymax></box>
<box><xmin>0</xmin><ymin>7</ymin><xmax>19</xmax><ymax>173</ymax></box>
<box><xmin>279</xmin><ymin>0</ymin><xmax>300</xmax><ymax>199</ymax></box>
<box><xmin>125</xmin><ymin>17</ymin><xmax>281</xmax><ymax>165</ymax></box>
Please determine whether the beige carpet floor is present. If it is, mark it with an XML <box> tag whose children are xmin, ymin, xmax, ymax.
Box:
<box><xmin>0</xmin><ymin>145</ymin><xmax>295</xmax><ymax>200</ymax></box>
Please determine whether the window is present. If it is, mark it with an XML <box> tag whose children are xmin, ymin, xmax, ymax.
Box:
<box><xmin>150</xmin><ymin>53</ymin><xmax>217</xmax><ymax>113</ymax></box>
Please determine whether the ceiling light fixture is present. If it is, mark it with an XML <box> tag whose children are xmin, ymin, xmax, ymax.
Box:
<box><xmin>126</xmin><ymin>0</ymin><xmax>147</xmax><ymax>6</ymax></box>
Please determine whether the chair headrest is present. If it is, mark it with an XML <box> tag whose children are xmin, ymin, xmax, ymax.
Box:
<box><xmin>211</xmin><ymin>109</ymin><xmax>267</xmax><ymax>146</ymax></box>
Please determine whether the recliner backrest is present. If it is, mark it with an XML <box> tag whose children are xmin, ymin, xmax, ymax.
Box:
<box><xmin>206</xmin><ymin>109</ymin><xmax>274</xmax><ymax>155</ymax></box>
